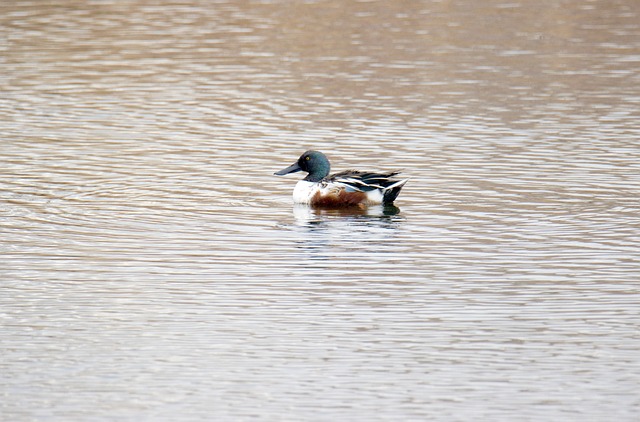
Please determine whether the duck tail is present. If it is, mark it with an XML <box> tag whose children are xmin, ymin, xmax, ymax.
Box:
<box><xmin>383</xmin><ymin>179</ymin><xmax>408</xmax><ymax>204</ymax></box>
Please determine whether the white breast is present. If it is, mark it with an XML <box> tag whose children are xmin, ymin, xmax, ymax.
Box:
<box><xmin>292</xmin><ymin>181</ymin><xmax>319</xmax><ymax>204</ymax></box>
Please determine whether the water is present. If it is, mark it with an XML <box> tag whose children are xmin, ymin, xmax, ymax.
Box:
<box><xmin>2</xmin><ymin>0</ymin><xmax>639</xmax><ymax>420</ymax></box>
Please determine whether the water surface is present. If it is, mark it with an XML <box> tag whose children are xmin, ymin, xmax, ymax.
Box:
<box><xmin>1</xmin><ymin>0</ymin><xmax>639</xmax><ymax>420</ymax></box>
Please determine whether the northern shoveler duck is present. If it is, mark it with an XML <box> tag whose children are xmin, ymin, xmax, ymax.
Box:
<box><xmin>274</xmin><ymin>150</ymin><xmax>408</xmax><ymax>207</ymax></box>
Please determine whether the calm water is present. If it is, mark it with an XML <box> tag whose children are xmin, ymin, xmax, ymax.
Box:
<box><xmin>2</xmin><ymin>0</ymin><xmax>639</xmax><ymax>420</ymax></box>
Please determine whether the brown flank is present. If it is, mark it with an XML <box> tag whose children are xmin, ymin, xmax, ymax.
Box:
<box><xmin>310</xmin><ymin>190</ymin><xmax>368</xmax><ymax>208</ymax></box>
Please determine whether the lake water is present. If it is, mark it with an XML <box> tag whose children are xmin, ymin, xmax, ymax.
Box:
<box><xmin>2</xmin><ymin>0</ymin><xmax>639</xmax><ymax>420</ymax></box>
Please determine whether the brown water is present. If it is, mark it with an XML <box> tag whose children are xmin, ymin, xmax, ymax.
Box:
<box><xmin>2</xmin><ymin>1</ymin><xmax>639</xmax><ymax>420</ymax></box>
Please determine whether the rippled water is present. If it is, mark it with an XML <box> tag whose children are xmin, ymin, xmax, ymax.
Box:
<box><xmin>2</xmin><ymin>0</ymin><xmax>639</xmax><ymax>420</ymax></box>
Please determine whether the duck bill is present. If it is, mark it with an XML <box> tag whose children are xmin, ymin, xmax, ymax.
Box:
<box><xmin>274</xmin><ymin>162</ymin><xmax>302</xmax><ymax>176</ymax></box>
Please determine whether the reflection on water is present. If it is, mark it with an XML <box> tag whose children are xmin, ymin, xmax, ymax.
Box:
<box><xmin>2</xmin><ymin>0</ymin><xmax>639</xmax><ymax>420</ymax></box>
<box><xmin>292</xmin><ymin>203</ymin><xmax>401</xmax><ymax>222</ymax></box>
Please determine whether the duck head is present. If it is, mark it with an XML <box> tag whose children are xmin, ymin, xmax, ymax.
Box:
<box><xmin>274</xmin><ymin>150</ymin><xmax>331</xmax><ymax>182</ymax></box>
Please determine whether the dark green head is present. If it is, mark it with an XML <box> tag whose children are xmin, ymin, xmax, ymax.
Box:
<box><xmin>274</xmin><ymin>150</ymin><xmax>331</xmax><ymax>182</ymax></box>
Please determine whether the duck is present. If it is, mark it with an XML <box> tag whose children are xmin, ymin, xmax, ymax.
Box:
<box><xmin>274</xmin><ymin>150</ymin><xmax>408</xmax><ymax>207</ymax></box>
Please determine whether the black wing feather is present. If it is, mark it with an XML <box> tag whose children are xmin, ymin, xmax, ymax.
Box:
<box><xmin>327</xmin><ymin>170</ymin><xmax>403</xmax><ymax>192</ymax></box>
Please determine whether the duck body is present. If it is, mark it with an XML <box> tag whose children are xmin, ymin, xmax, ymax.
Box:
<box><xmin>275</xmin><ymin>150</ymin><xmax>407</xmax><ymax>207</ymax></box>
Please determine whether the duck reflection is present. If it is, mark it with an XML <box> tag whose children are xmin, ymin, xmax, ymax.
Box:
<box><xmin>292</xmin><ymin>204</ymin><xmax>401</xmax><ymax>224</ymax></box>
<box><xmin>288</xmin><ymin>204</ymin><xmax>404</xmax><ymax>262</ymax></box>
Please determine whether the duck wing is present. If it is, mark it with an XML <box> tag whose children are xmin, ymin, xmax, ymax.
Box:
<box><xmin>327</xmin><ymin>170</ymin><xmax>403</xmax><ymax>192</ymax></box>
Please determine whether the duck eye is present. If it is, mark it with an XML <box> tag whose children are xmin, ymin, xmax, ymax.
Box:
<box><xmin>305</xmin><ymin>156</ymin><xmax>310</xmax><ymax>160</ymax></box>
